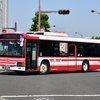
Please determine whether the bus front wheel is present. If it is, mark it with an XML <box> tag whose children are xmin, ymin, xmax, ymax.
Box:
<box><xmin>82</xmin><ymin>61</ymin><xmax>89</xmax><ymax>72</ymax></box>
<box><xmin>40</xmin><ymin>61</ymin><xmax>50</xmax><ymax>75</ymax></box>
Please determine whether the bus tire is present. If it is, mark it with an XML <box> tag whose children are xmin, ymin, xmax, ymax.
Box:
<box><xmin>82</xmin><ymin>61</ymin><xmax>89</xmax><ymax>72</ymax></box>
<box><xmin>15</xmin><ymin>71</ymin><xmax>25</xmax><ymax>75</ymax></box>
<box><xmin>40</xmin><ymin>61</ymin><xmax>50</xmax><ymax>75</ymax></box>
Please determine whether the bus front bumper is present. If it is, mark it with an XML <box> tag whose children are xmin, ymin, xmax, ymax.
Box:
<box><xmin>0</xmin><ymin>66</ymin><xmax>25</xmax><ymax>71</ymax></box>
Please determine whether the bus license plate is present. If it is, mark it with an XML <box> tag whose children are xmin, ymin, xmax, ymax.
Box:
<box><xmin>4</xmin><ymin>66</ymin><xmax>10</xmax><ymax>70</ymax></box>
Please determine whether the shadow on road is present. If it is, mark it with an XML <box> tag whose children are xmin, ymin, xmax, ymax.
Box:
<box><xmin>0</xmin><ymin>71</ymin><xmax>39</xmax><ymax>76</ymax></box>
<box><xmin>0</xmin><ymin>70</ymin><xmax>100</xmax><ymax>76</ymax></box>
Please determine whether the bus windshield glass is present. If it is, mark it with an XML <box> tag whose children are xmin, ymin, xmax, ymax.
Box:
<box><xmin>0</xmin><ymin>40</ymin><xmax>24</xmax><ymax>57</ymax></box>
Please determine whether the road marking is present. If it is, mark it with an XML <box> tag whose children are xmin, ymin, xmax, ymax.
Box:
<box><xmin>1</xmin><ymin>94</ymin><xmax>100</xmax><ymax>98</ymax></box>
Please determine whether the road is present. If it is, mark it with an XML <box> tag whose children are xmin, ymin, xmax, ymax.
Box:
<box><xmin>0</xmin><ymin>70</ymin><xmax>100</xmax><ymax>100</ymax></box>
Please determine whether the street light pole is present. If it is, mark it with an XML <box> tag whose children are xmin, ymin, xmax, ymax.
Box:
<box><xmin>91</xmin><ymin>10</ymin><xmax>100</xmax><ymax>15</ymax></box>
<box><xmin>2</xmin><ymin>22</ymin><xmax>17</xmax><ymax>32</ymax></box>
<box><xmin>75</xmin><ymin>32</ymin><xmax>83</xmax><ymax>38</ymax></box>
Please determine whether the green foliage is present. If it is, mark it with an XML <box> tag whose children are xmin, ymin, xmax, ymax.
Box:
<box><xmin>30</xmin><ymin>11</ymin><xmax>50</xmax><ymax>32</ymax></box>
<box><xmin>92</xmin><ymin>36</ymin><xmax>100</xmax><ymax>39</ymax></box>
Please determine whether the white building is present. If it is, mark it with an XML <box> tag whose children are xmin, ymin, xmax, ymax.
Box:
<box><xmin>0</xmin><ymin>0</ymin><xmax>8</xmax><ymax>32</ymax></box>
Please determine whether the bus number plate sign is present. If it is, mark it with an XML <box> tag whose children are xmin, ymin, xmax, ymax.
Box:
<box><xmin>4</xmin><ymin>66</ymin><xmax>10</xmax><ymax>70</ymax></box>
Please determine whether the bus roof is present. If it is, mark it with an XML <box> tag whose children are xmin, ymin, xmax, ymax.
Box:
<box><xmin>0</xmin><ymin>31</ymin><xmax>100</xmax><ymax>44</ymax></box>
<box><xmin>1</xmin><ymin>31</ymin><xmax>24</xmax><ymax>34</ymax></box>
<box><xmin>26</xmin><ymin>31</ymin><xmax>100</xmax><ymax>44</ymax></box>
<box><xmin>26</xmin><ymin>31</ymin><xmax>68</xmax><ymax>37</ymax></box>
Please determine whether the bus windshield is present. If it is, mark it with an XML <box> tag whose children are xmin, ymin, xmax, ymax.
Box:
<box><xmin>0</xmin><ymin>40</ymin><xmax>24</xmax><ymax>57</ymax></box>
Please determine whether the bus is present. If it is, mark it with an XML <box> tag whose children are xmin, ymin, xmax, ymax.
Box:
<box><xmin>0</xmin><ymin>31</ymin><xmax>100</xmax><ymax>74</ymax></box>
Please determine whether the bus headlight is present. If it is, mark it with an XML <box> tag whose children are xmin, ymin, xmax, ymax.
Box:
<box><xmin>17</xmin><ymin>62</ymin><xmax>24</xmax><ymax>67</ymax></box>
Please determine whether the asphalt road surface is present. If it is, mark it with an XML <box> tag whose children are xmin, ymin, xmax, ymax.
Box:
<box><xmin>0</xmin><ymin>70</ymin><xmax>100</xmax><ymax>100</ymax></box>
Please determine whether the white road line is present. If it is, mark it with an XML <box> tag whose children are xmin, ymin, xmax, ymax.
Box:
<box><xmin>1</xmin><ymin>94</ymin><xmax>100</xmax><ymax>98</ymax></box>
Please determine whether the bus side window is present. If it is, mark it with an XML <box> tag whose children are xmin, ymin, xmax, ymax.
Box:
<box><xmin>39</xmin><ymin>41</ymin><xmax>51</xmax><ymax>56</ymax></box>
<box><xmin>69</xmin><ymin>45</ymin><xmax>75</xmax><ymax>56</ymax></box>
<box><xmin>60</xmin><ymin>42</ymin><xmax>68</xmax><ymax>56</ymax></box>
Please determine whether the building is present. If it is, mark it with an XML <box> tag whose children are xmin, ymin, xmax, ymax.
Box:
<box><xmin>0</xmin><ymin>0</ymin><xmax>8</xmax><ymax>32</ymax></box>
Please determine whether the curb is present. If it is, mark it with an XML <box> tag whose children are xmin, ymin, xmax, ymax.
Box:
<box><xmin>0</xmin><ymin>97</ymin><xmax>8</xmax><ymax>100</ymax></box>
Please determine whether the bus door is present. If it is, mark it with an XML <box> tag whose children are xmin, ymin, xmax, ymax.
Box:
<box><xmin>26</xmin><ymin>40</ymin><xmax>38</xmax><ymax>70</ymax></box>
<box><xmin>68</xmin><ymin>44</ymin><xmax>77</xmax><ymax>71</ymax></box>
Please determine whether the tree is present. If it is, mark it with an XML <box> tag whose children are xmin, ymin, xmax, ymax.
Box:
<box><xmin>30</xmin><ymin>11</ymin><xmax>50</xmax><ymax>32</ymax></box>
<box><xmin>92</xmin><ymin>36</ymin><xmax>100</xmax><ymax>39</ymax></box>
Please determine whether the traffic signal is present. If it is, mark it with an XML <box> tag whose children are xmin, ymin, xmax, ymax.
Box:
<box><xmin>58</xmin><ymin>10</ymin><xmax>70</xmax><ymax>15</ymax></box>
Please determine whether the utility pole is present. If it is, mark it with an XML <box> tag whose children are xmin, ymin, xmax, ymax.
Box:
<box><xmin>38</xmin><ymin>0</ymin><xmax>70</xmax><ymax>31</ymax></box>
<box><xmin>38</xmin><ymin>0</ymin><xmax>41</xmax><ymax>31</ymax></box>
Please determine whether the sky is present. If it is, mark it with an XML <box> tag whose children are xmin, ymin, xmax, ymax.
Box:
<box><xmin>8</xmin><ymin>0</ymin><xmax>100</xmax><ymax>38</ymax></box>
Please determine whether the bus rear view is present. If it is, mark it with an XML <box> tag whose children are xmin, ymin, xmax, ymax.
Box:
<box><xmin>0</xmin><ymin>32</ymin><xmax>25</xmax><ymax>74</ymax></box>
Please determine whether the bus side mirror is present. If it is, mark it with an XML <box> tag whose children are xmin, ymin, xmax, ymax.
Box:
<box><xmin>20</xmin><ymin>39</ymin><xmax>24</xmax><ymax>47</ymax></box>
<box><xmin>20</xmin><ymin>35</ymin><xmax>24</xmax><ymax>47</ymax></box>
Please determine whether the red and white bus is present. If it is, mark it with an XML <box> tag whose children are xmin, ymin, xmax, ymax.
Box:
<box><xmin>0</xmin><ymin>31</ymin><xmax>100</xmax><ymax>74</ymax></box>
